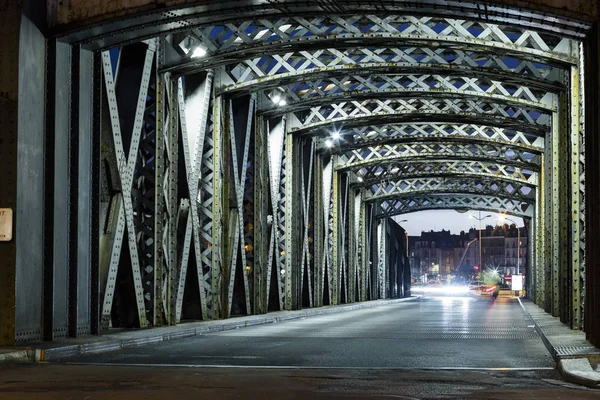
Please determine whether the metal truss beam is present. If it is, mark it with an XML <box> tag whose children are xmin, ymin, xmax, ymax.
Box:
<box><xmin>351</xmin><ymin>159</ymin><xmax>538</xmax><ymax>185</ymax></box>
<box><xmin>364</xmin><ymin>177</ymin><xmax>535</xmax><ymax>203</ymax></box>
<box><xmin>337</xmin><ymin>141</ymin><xmax>540</xmax><ymax>169</ymax></box>
<box><xmin>359</xmin><ymin>171</ymin><xmax>536</xmax><ymax>190</ymax></box>
<box><xmin>175</xmin><ymin>72</ymin><xmax>214</xmax><ymax>322</ymax></box>
<box><xmin>100</xmin><ymin>42</ymin><xmax>156</xmax><ymax>329</ymax></box>
<box><xmin>325</xmin><ymin>124</ymin><xmax>544</xmax><ymax>154</ymax></box>
<box><xmin>163</xmin><ymin>15</ymin><xmax>577</xmax><ymax>75</ymax></box>
<box><xmin>52</xmin><ymin>0</ymin><xmax>588</xmax><ymax>345</ymax></box>
<box><xmin>221</xmin><ymin>65</ymin><xmax>562</xmax><ymax>97</ymax></box>
<box><xmin>265</xmin><ymin>116</ymin><xmax>287</xmax><ymax>310</ymax></box>
<box><xmin>253</xmin><ymin>116</ymin><xmax>269</xmax><ymax>314</ymax></box>
<box><xmin>288</xmin><ymin>97</ymin><xmax>550</xmax><ymax>133</ymax></box>
<box><xmin>225</xmin><ymin>95</ymin><xmax>254</xmax><ymax>316</ymax></box>
<box><xmin>289</xmin><ymin>113</ymin><xmax>549</xmax><ymax>139</ymax></box>
<box><xmin>299</xmin><ymin>140</ymin><xmax>316</xmax><ymax>308</ymax></box>
<box><xmin>335</xmin><ymin>145</ymin><xmax>540</xmax><ymax>176</ymax></box>
<box><xmin>261</xmin><ymin>91</ymin><xmax>553</xmax><ymax>120</ymax></box>
<box><xmin>59</xmin><ymin>2</ymin><xmax>591</xmax><ymax>50</ymax></box>
<box><xmin>375</xmin><ymin>194</ymin><xmax>533</xmax><ymax>218</ymax></box>
<box><xmin>223</xmin><ymin>48</ymin><xmax>563</xmax><ymax>90</ymax></box>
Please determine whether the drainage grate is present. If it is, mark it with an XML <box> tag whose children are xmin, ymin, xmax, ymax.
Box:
<box><xmin>554</xmin><ymin>346</ymin><xmax>600</xmax><ymax>356</ymax></box>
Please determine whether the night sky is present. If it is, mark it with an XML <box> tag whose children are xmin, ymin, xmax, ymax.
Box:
<box><xmin>394</xmin><ymin>210</ymin><xmax>525</xmax><ymax>237</ymax></box>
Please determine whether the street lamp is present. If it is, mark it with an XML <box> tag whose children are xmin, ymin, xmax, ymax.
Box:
<box><xmin>397</xmin><ymin>219</ymin><xmax>408</xmax><ymax>257</ymax></box>
<box><xmin>498</xmin><ymin>215</ymin><xmax>521</xmax><ymax>274</ymax></box>
<box><xmin>468</xmin><ymin>211</ymin><xmax>491</xmax><ymax>272</ymax></box>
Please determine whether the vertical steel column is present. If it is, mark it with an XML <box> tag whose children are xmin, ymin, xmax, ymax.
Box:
<box><xmin>544</xmin><ymin>103</ymin><xmax>555</xmax><ymax>314</ymax></box>
<box><xmin>166</xmin><ymin>75</ymin><xmax>179</xmax><ymax>324</ymax></box>
<box><xmin>67</xmin><ymin>46</ymin><xmax>95</xmax><ymax>337</ymax></box>
<box><xmin>525</xmin><ymin>218</ymin><xmax>534</xmax><ymax>299</ymax></box>
<box><xmin>43</xmin><ymin>39</ymin><xmax>57</xmax><ymax>341</ymax></box>
<box><xmin>226</xmin><ymin>95</ymin><xmax>254</xmax><ymax>316</ymax></box>
<box><xmin>266</xmin><ymin>117</ymin><xmax>286</xmax><ymax>309</ymax></box>
<box><xmin>90</xmin><ymin>51</ymin><xmax>102</xmax><ymax>335</ymax></box>
<box><xmin>584</xmin><ymin>22</ymin><xmax>600</xmax><ymax>347</ymax></box>
<box><xmin>176</xmin><ymin>72</ymin><xmax>214</xmax><ymax>322</ymax></box>
<box><xmin>548</xmin><ymin>91</ymin><xmax>569</xmax><ymax>318</ymax></box>
<box><xmin>369</xmin><ymin>206</ymin><xmax>379</xmax><ymax>299</ymax></box>
<box><xmin>98</xmin><ymin>54</ymin><xmax>122</xmax><ymax>332</ymax></box>
<box><xmin>578</xmin><ymin>42</ymin><xmax>587</xmax><ymax>330</ymax></box>
<box><xmin>570</xmin><ymin>64</ymin><xmax>583</xmax><ymax>329</ymax></box>
<box><xmin>313</xmin><ymin>155</ymin><xmax>324</xmax><ymax>308</ymax></box>
<box><xmin>277</xmin><ymin>120</ymin><xmax>288</xmax><ymax>310</ymax></box>
<box><xmin>198</xmin><ymin>76</ymin><xmax>217</xmax><ymax>320</ymax></box>
<box><xmin>285</xmin><ymin>133</ymin><xmax>302</xmax><ymax>310</ymax></box>
<box><xmin>378</xmin><ymin>219</ymin><xmax>387</xmax><ymax>299</ymax></box>
<box><xmin>322</xmin><ymin>160</ymin><xmax>334</xmax><ymax>304</ymax></box>
<box><xmin>359</xmin><ymin>191</ymin><xmax>368</xmax><ymax>302</ymax></box>
<box><xmin>340</xmin><ymin>175</ymin><xmax>349</xmax><ymax>303</ymax></box>
<box><xmin>44</xmin><ymin>40</ymin><xmax>71</xmax><ymax>339</ymax></box>
<box><xmin>68</xmin><ymin>45</ymin><xmax>81</xmax><ymax>337</ymax></box>
<box><xmin>299</xmin><ymin>141</ymin><xmax>315</xmax><ymax>308</ymax></box>
<box><xmin>99</xmin><ymin>44</ymin><xmax>155</xmax><ymax>329</ymax></box>
<box><xmin>76</xmin><ymin>48</ymin><xmax>94</xmax><ymax>337</ymax></box>
<box><xmin>558</xmin><ymin>85</ymin><xmax>570</xmax><ymax>323</ymax></box>
<box><xmin>221</xmin><ymin>99</ymin><xmax>233</xmax><ymax>318</ymax></box>
<box><xmin>212</xmin><ymin>94</ymin><xmax>226</xmax><ymax>318</ymax></box>
<box><xmin>332</xmin><ymin>168</ymin><xmax>340</xmax><ymax>305</ymax></box>
<box><xmin>153</xmin><ymin>55</ymin><xmax>166</xmax><ymax>326</ymax></box>
<box><xmin>254</xmin><ymin>116</ymin><xmax>269</xmax><ymax>314</ymax></box>
<box><xmin>347</xmin><ymin>186</ymin><xmax>357</xmax><ymax>303</ymax></box>
<box><xmin>536</xmin><ymin>156</ymin><xmax>546</xmax><ymax>307</ymax></box>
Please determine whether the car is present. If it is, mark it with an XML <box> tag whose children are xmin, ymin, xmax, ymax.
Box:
<box><xmin>467</xmin><ymin>281</ymin><xmax>486</xmax><ymax>294</ymax></box>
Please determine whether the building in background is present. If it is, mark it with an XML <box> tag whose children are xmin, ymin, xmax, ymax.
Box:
<box><xmin>407</xmin><ymin>224</ymin><xmax>527</xmax><ymax>283</ymax></box>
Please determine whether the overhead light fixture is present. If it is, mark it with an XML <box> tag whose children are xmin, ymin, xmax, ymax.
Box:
<box><xmin>357</xmin><ymin>176</ymin><xmax>363</xmax><ymax>182</ymax></box>
<box><xmin>270</xmin><ymin>88</ymin><xmax>287</xmax><ymax>107</ymax></box>
<box><xmin>331</xmin><ymin>131</ymin><xmax>341</xmax><ymax>140</ymax></box>
<box><xmin>325</xmin><ymin>140</ymin><xmax>334</xmax><ymax>148</ymax></box>
<box><xmin>191</xmin><ymin>46</ymin><xmax>207</xmax><ymax>58</ymax></box>
<box><xmin>179</xmin><ymin>37</ymin><xmax>208</xmax><ymax>59</ymax></box>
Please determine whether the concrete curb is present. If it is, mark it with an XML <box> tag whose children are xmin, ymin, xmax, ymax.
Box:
<box><xmin>32</xmin><ymin>297</ymin><xmax>418</xmax><ymax>362</ymax></box>
<box><xmin>518</xmin><ymin>298</ymin><xmax>600</xmax><ymax>388</ymax></box>
<box><xmin>558</xmin><ymin>359</ymin><xmax>600</xmax><ymax>388</ymax></box>
<box><xmin>0</xmin><ymin>349</ymin><xmax>35</xmax><ymax>363</ymax></box>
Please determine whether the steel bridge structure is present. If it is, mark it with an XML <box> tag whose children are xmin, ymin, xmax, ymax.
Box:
<box><xmin>1</xmin><ymin>0</ymin><xmax>599</xmax><ymax>348</ymax></box>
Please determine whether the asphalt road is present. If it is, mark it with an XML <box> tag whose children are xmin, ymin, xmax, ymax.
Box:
<box><xmin>3</xmin><ymin>296</ymin><xmax>600</xmax><ymax>399</ymax></box>
<box><xmin>56</xmin><ymin>296</ymin><xmax>553</xmax><ymax>369</ymax></box>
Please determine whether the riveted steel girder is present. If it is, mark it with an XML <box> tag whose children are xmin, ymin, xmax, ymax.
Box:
<box><xmin>336</xmin><ymin>142</ymin><xmax>540</xmax><ymax>173</ymax></box>
<box><xmin>328</xmin><ymin>123</ymin><xmax>544</xmax><ymax>153</ymax></box>
<box><xmin>262</xmin><ymin>92</ymin><xmax>553</xmax><ymax>122</ymax></box>
<box><xmin>57</xmin><ymin>2</ymin><xmax>591</xmax><ymax>50</ymax></box>
<box><xmin>364</xmin><ymin>177</ymin><xmax>535</xmax><ymax>202</ymax></box>
<box><xmin>375</xmin><ymin>194</ymin><xmax>533</xmax><ymax>218</ymax></box>
<box><xmin>287</xmin><ymin>98</ymin><xmax>550</xmax><ymax>133</ymax></box>
<box><xmin>223</xmin><ymin>48</ymin><xmax>562</xmax><ymax>89</ymax></box>
<box><xmin>163</xmin><ymin>15</ymin><xmax>577</xmax><ymax>75</ymax></box>
<box><xmin>289</xmin><ymin>118</ymin><xmax>548</xmax><ymax>144</ymax></box>
<box><xmin>353</xmin><ymin>159</ymin><xmax>537</xmax><ymax>186</ymax></box>
<box><xmin>221</xmin><ymin>66</ymin><xmax>563</xmax><ymax>98</ymax></box>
